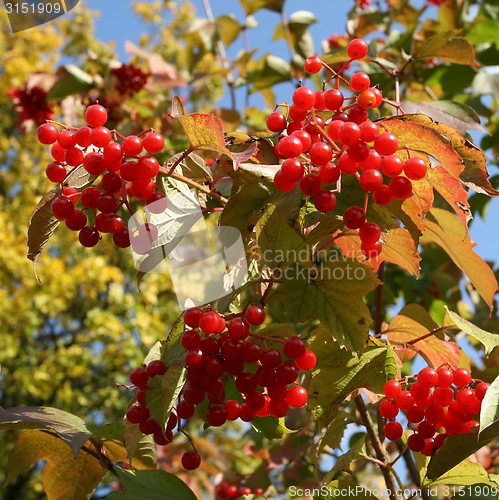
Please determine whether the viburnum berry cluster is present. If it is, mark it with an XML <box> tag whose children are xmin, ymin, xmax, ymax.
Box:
<box><xmin>8</xmin><ymin>84</ymin><xmax>55</xmax><ymax>126</ymax></box>
<box><xmin>126</xmin><ymin>304</ymin><xmax>317</xmax><ymax>471</ymax></box>
<box><xmin>381</xmin><ymin>366</ymin><xmax>490</xmax><ymax>456</ymax></box>
<box><xmin>216</xmin><ymin>481</ymin><xmax>264</xmax><ymax>500</ymax></box>
<box><xmin>37</xmin><ymin>104</ymin><xmax>167</xmax><ymax>250</ymax></box>
<box><xmin>266</xmin><ymin>38</ymin><xmax>429</xmax><ymax>259</ymax></box>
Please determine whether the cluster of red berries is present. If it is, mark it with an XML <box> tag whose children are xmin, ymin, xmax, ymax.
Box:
<box><xmin>381</xmin><ymin>366</ymin><xmax>490</xmax><ymax>456</ymax></box>
<box><xmin>37</xmin><ymin>104</ymin><xmax>167</xmax><ymax>250</ymax></box>
<box><xmin>216</xmin><ymin>481</ymin><xmax>264</xmax><ymax>499</ymax></box>
<box><xmin>266</xmin><ymin>38</ymin><xmax>429</xmax><ymax>259</ymax></box>
<box><xmin>176</xmin><ymin>305</ymin><xmax>315</xmax><ymax>429</ymax></box>
<box><xmin>8</xmin><ymin>85</ymin><xmax>54</xmax><ymax>126</ymax></box>
<box><xmin>110</xmin><ymin>63</ymin><xmax>150</xmax><ymax>97</ymax></box>
<box><xmin>126</xmin><ymin>304</ymin><xmax>316</xmax><ymax>470</ymax></box>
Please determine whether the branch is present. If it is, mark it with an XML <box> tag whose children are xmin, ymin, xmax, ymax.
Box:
<box><xmin>355</xmin><ymin>395</ymin><xmax>399</xmax><ymax>500</ymax></box>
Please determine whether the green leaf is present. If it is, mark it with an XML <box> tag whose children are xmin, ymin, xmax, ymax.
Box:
<box><xmin>307</xmin><ymin>327</ymin><xmax>387</xmax><ymax>423</ymax></box>
<box><xmin>399</xmin><ymin>101</ymin><xmax>486</xmax><ymax>135</ymax></box>
<box><xmin>251</xmin><ymin>415</ymin><xmax>295</xmax><ymax>440</ymax></box>
<box><xmin>421</xmin><ymin>208</ymin><xmax>499</xmax><ymax>310</ymax></box>
<box><xmin>178</xmin><ymin>113</ymin><xmax>231</xmax><ymax>156</ymax></box>
<box><xmin>413</xmin><ymin>30</ymin><xmax>478</xmax><ymax>66</ymax></box>
<box><xmin>26</xmin><ymin>189</ymin><xmax>60</xmax><ymax>276</ymax></box>
<box><xmin>467</xmin><ymin>18</ymin><xmax>499</xmax><ymax>47</ymax></box>
<box><xmin>220</xmin><ymin>182</ymin><xmax>274</xmax><ymax>234</ymax></box>
<box><xmin>47</xmin><ymin>64</ymin><xmax>94</xmax><ymax>100</ymax></box>
<box><xmin>283</xmin><ymin>261</ymin><xmax>378</xmax><ymax>352</ymax></box>
<box><xmin>315</xmin><ymin>411</ymin><xmax>354</xmax><ymax>463</ymax></box>
<box><xmin>106</xmin><ymin>467</ymin><xmax>197</xmax><ymax>500</ymax></box>
<box><xmin>246</xmin><ymin>54</ymin><xmax>292</xmax><ymax>91</ymax></box>
<box><xmin>0</xmin><ymin>406</ymin><xmax>91</xmax><ymax>457</ymax></box>
<box><xmin>425</xmin><ymin>460</ymin><xmax>493</xmax><ymax>487</ymax></box>
<box><xmin>123</xmin><ymin>424</ymin><xmax>157</xmax><ymax>468</ymax></box>
<box><xmin>323</xmin><ymin>435</ymin><xmax>366</xmax><ymax>483</ymax></box>
<box><xmin>426</xmin><ymin>419</ymin><xmax>499</xmax><ymax>479</ymax></box>
<box><xmin>256</xmin><ymin>203</ymin><xmax>305</xmax><ymax>270</ymax></box>
<box><xmin>216</xmin><ymin>14</ymin><xmax>241</xmax><ymax>47</ymax></box>
<box><xmin>480</xmin><ymin>375</ymin><xmax>499</xmax><ymax>435</ymax></box>
<box><xmin>166</xmin><ymin>152</ymin><xmax>213</xmax><ymax>183</ymax></box>
<box><xmin>92</xmin><ymin>423</ymin><xmax>155</xmax><ymax>470</ymax></box>
<box><xmin>145</xmin><ymin>362</ymin><xmax>186</xmax><ymax>429</ymax></box>
<box><xmin>6</xmin><ymin>430</ymin><xmax>106</xmax><ymax>500</ymax></box>
<box><xmin>443</xmin><ymin>309</ymin><xmax>499</xmax><ymax>357</ymax></box>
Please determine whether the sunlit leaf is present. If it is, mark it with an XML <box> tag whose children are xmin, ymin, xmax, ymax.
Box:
<box><xmin>0</xmin><ymin>406</ymin><xmax>91</xmax><ymax>457</ymax></box>
<box><xmin>412</xmin><ymin>30</ymin><xmax>478</xmax><ymax>66</ymax></box>
<box><xmin>425</xmin><ymin>460</ymin><xmax>493</xmax><ymax>487</ymax></box>
<box><xmin>398</xmin><ymin>101</ymin><xmax>485</xmax><ymax>135</ymax></box>
<box><xmin>178</xmin><ymin>113</ymin><xmax>231</xmax><ymax>156</ymax></box>
<box><xmin>421</xmin><ymin>208</ymin><xmax>499</xmax><ymax>309</ymax></box>
<box><xmin>307</xmin><ymin>327</ymin><xmax>387</xmax><ymax>422</ymax></box>
<box><xmin>5</xmin><ymin>430</ymin><xmax>106</xmax><ymax>500</ymax></box>
<box><xmin>444</xmin><ymin>309</ymin><xmax>499</xmax><ymax>357</ymax></box>
<box><xmin>215</xmin><ymin>14</ymin><xmax>241</xmax><ymax>47</ymax></box>
<box><xmin>251</xmin><ymin>415</ymin><xmax>295</xmax><ymax>440</ymax></box>
<box><xmin>92</xmin><ymin>424</ymin><xmax>155</xmax><ymax>470</ymax></box>
<box><xmin>47</xmin><ymin>64</ymin><xmax>94</xmax><ymax>100</ymax></box>
<box><xmin>315</xmin><ymin>410</ymin><xmax>354</xmax><ymax>463</ymax></box>
<box><xmin>123</xmin><ymin>424</ymin><xmax>157</xmax><ymax>468</ymax></box>
<box><xmin>480</xmin><ymin>375</ymin><xmax>499</xmax><ymax>436</ymax></box>
<box><xmin>426</xmin><ymin>419</ymin><xmax>499</xmax><ymax>479</ymax></box>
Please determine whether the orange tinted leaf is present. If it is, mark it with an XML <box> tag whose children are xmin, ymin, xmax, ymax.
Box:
<box><xmin>426</xmin><ymin>166</ymin><xmax>471</xmax><ymax>224</ymax></box>
<box><xmin>178</xmin><ymin>113</ymin><xmax>231</xmax><ymax>156</ymax></box>
<box><xmin>6</xmin><ymin>430</ymin><xmax>106</xmax><ymax>500</ymax></box>
<box><xmin>413</xmin><ymin>30</ymin><xmax>478</xmax><ymax>66</ymax></box>
<box><xmin>384</xmin><ymin>114</ymin><xmax>498</xmax><ymax>197</ymax></box>
<box><xmin>335</xmin><ymin>227</ymin><xmax>420</xmax><ymax>276</ymax></box>
<box><xmin>385</xmin><ymin>315</ymin><xmax>461</xmax><ymax>368</ymax></box>
<box><xmin>421</xmin><ymin>208</ymin><xmax>499</xmax><ymax>309</ymax></box>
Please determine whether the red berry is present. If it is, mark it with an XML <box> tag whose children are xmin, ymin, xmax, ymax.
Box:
<box><xmin>314</xmin><ymin>190</ymin><xmax>337</xmax><ymax>213</ymax></box>
<box><xmin>395</xmin><ymin>390</ymin><xmax>414</xmax><ymax>410</ymax></box>
<box><xmin>85</xmin><ymin>104</ymin><xmax>108</xmax><ymax>127</ymax></box>
<box><xmin>266</xmin><ymin>111</ymin><xmax>287</xmax><ymax>133</ymax></box>
<box><xmin>142</xmin><ymin>132</ymin><xmax>164</xmax><ymax>153</ymax></box>
<box><xmin>350</xmin><ymin>72</ymin><xmax>371</xmax><ymax>92</ymax></box>
<box><xmin>292</xmin><ymin>86</ymin><xmax>316</xmax><ymax>110</ymax></box>
<box><xmin>45</xmin><ymin>161</ymin><xmax>67</xmax><ymax>183</ymax></box>
<box><xmin>123</xmin><ymin>135</ymin><xmax>143</xmax><ymax>156</ymax></box>
<box><xmin>75</xmin><ymin>126</ymin><xmax>92</xmax><ymax>148</ymax></box>
<box><xmin>384</xmin><ymin>421</ymin><xmax>403</xmax><ymax>441</ymax></box>
<box><xmin>404</xmin><ymin>157</ymin><xmax>427</xmax><ymax>180</ymax></box>
<box><xmin>57</xmin><ymin>130</ymin><xmax>76</xmax><ymax>149</ymax></box>
<box><xmin>274</xmin><ymin>169</ymin><xmax>297</xmax><ymax>192</ymax></box>
<box><xmin>224</xmin><ymin>400</ymin><xmax>241</xmax><ymax>421</ymax></box>
<box><xmin>437</xmin><ymin>367</ymin><xmax>454</xmax><ymax>388</ymax></box>
<box><xmin>407</xmin><ymin>433</ymin><xmax>426</xmax><ymax>452</ymax></box>
<box><xmin>324</xmin><ymin>89</ymin><xmax>344</xmax><ymax>110</ymax></box>
<box><xmin>113</xmin><ymin>228</ymin><xmax>131</xmax><ymax>248</ymax></box>
<box><xmin>283</xmin><ymin>336</ymin><xmax>306</xmax><ymax>360</ymax></box>
<box><xmin>309</xmin><ymin>142</ymin><xmax>333</xmax><ymax>166</ymax></box>
<box><xmin>406</xmin><ymin>405</ymin><xmax>425</xmax><ymax>423</ymax></box>
<box><xmin>374</xmin><ymin>133</ymin><xmax>398</xmax><ymax>156</ymax></box>
<box><xmin>380</xmin><ymin>400</ymin><xmax>399</xmax><ymax>419</ymax></box>
<box><xmin>277</xmin><ymin>135</ymin><xmax>303</xmax><ymax>158</ymax></box>
<box><xmin>304</xmin><ymin>55</ymin><xmax>323</xmax><ymax>74</ymax></box>
<box><xmin>295</xmin><ymin>349</ymin><xmax>317</xmax><ymax>371</ymax></box>
<box><xmin>383</xmin><ymin>379</ymin><xmax>401</xmax><ymax>399</ymax></box>
<box><xmin>126</xmin><ymin>404</ymin><xmax>149</xmax><ymax>424</ymax></box>
<box><xmin>389</xmin><ymin>176</ymin><xmax>412</xmax><ymax>200</ymax></box>
<box><xmin>51</xmin><ymin>195</ymin><xmax>75</xmax><ymax>220</ymax></box>
<box><xmin>418</xmin><ymin>367</ymin><xmax>438</xmax><ymax>387</ymax></box>
<box><xmin>347</xmin><ymin>38</ymin><xmax>369</xmax><ymax>60</ymax></box>
<box><xmin>176</xmin><ymin>400</ymin><xmax>195</xmax><ymax>419</ymax></box>
<box><xmin>373</xmin><ymin>185</ymin><xmax>393</xmax><ymax>206</ymax></box>
<box><xmin>206</xmin><ymin>405</ymin><xmax>227</xmax><ymax>427</ymax></box>
<box><xmin>453</xmin><ymin>368</ymin><xmax>472</xmax><ymax>388</ymax></box>
<box><xmin>300</xmin><ymin>174</ymin><xmax>322</xmax><ymax>196</ymax></box>
<box><xmin>357</xmin><ymin>89</ymin><xmax>378</xmax><ymax>109</ymax></box>
<box><xmin>343</xmin><ymin>206</ymin><xmax>365</xmax><ymax>229</ymax></box>
<box><xmin>359</xmin><ymin>121</ymin><xmax>379</xmax><ymax>142</ymax></box>
<box><xmin>65</xmin><ymin>210</ymin><xmax>87</xmax><ymax>231</ymax></box>
<box><xmin>147</xmin><ymin>360</ymin><xmax>166</xmax><ymax>377</ymax></box>
<box><xmin>91</xmin><ymin>126</ymin><xmax>112</xmax><ymax>148</ymax></box>
<box><xmin>286</xmin><ymin>385</ymin><xmax>308</xmax><ymax>408</ymax></box>
<box><xmin>359</xmin><ymin>222</ymin><xmax>381</xmax><ymax>245</ymax></box>
<box><xmin>37</xmin><ymin>123</ymin><xmax>59</xmax><ymax>144</ymax></box>
<box><xmin>228</xmin><ymin>318</ymin><xmax>250</xmax><ymax>341</ymax></box>
<box><xmin>130</xmin><ymin>367</ymin><xmax>149</xmax><ymax>387</ymax></box>
<box><xmin>475</xmin><ymin>382</ymin><xmax>490</xmax><ymax>401</ymax></box>
<box><xmin>338</xmin><ymin>122</ymin><xmax>361</xmax><ymax>145</ymax></box>
<box><xmin>181</xmin><ymin>451</ymin><xmax>201</xmax><ymax>470</ymax></box>
<box><xmin>184</xmin><ymin>307</ymin><xmax>204</xmax><ymax>328</ymax></box>
<box><xmin>64</xmin><ymin>147</ymin><xmax>84</xmax><ymax>167</ymax></box>
<box><xmin>319</xmin><ymin>162</ymin><xmax>340</xmax><ymax>184</ymax></box>
<box><xmin>381</xmin><ymin>155</ymin><xmax>404</xmax><ymax>177</ymax></box>
<box><xmin>245</xmin><ymin>305</ymin><xmax>265</xmax><ymax>325</ymax></box>
<box><xmin>359</xmin><ymin>169</ymin><xmax>383</xmax><ymax>192</ymax></box>
<box><xmin>361</xmin><ymin>240</ymin><xmax>382</xmax><ymax>259</ymax></box>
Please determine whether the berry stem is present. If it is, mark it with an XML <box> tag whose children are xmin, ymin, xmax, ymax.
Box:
<box><xmin>167</xmin><ymin>146</ymin><xmax>195</xmax><ymax>175</ymax></box>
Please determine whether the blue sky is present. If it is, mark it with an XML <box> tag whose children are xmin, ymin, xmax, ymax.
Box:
<box><xmin>82</xmin><ymin>0</ymin><xmax>498</xmax><ymax>264</ymax></box>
